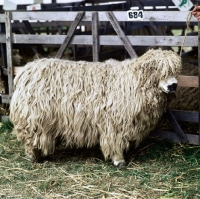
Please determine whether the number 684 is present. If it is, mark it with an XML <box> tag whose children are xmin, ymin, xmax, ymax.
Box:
<box><xmin>127</xmin><ymin>10</ymin><xmax>144</xmax><ymax>20</ymax></box>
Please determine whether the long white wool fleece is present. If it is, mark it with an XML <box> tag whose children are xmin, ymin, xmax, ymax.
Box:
<box><xmin>10</xmin><ymin>49</ymin><xmax>181</xmax><ymax>158</ymax></box>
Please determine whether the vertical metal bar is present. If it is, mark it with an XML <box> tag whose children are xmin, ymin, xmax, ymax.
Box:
<box><xmin>73</xmin><ymin>45</ymin><xmax>77</xmax><ymax>61</ymax></box>
<box><xmin>198</xmin><ymin>0</ymin><xmax>200</xmax><ymax>144</ymax></box>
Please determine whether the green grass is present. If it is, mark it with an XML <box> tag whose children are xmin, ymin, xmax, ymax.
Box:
<box><xmin>0</xmin><ymin>121</ymin><xmax>200</xmax><ymax>198</ymax></box>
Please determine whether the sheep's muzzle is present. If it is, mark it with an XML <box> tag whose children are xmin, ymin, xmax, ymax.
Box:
<box><xmin>167</xmin><ymin>83</ymin><xmax>177</xmax><ymax>93</ymax></box>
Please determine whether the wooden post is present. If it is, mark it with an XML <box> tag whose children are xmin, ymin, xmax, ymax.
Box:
<box><xmin>56</xmin><ymin>11</ymin><xmax>85</xmax><ymax>59</ymax></box>
<box><xmin>0</xmin><ymin>23</ymin><xmax>8</xmax><ymax>94</ymax></box>
<box><xmin>106</xmin><ymin>11</ymin><xmax>138</xmax><ymax>59</ymax></box>
<box><xmin>198</xmin><ymin>0</ymin><xmax>200</xmax><ymax>144</ymax></box>
<box><xmin>92</xmin><ymin>11</ymin><xmax>99</xmax><ymax>62</ymax></box>
<box><xmin>5</xmin><ymin>12</ymin><xmax>13</xmax><ymax>102</ymax></box>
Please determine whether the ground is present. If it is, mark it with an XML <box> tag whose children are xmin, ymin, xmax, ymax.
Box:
<box><xmin>0</xmin><ymin>124</ymin><xmax>200</xmax><ymax>199</ymax></box>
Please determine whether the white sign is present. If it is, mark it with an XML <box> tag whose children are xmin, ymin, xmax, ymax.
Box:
<box><xmin>3</xmin><ymin>0</ymin><xmax>17</xmax><ymax>10</ymax></box>
<box><xmin>27</xmin><ymin>3</ymin><xmax>41</xmax><ymax>10</ymax></box>
<box><xmin>172</xmin><ymin>0</ymin><xmax>193</xmax><ymax>11</ymax></box>
<box><xmin>127</xmin><ymin>10</ymin><xmax>144</xmax><ymax>21</ymax></box>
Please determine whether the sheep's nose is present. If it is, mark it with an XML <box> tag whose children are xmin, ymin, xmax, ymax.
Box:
<box><xmin>167</xmin><ymin>83</ymin><xmax>177</xmax><ymax>92</ymax></box>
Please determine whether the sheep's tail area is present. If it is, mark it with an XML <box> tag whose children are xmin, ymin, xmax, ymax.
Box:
<box><xmin>10</xmin><ymin>59</ymin><xmax>69</xmax><ymax>156</ymax></box>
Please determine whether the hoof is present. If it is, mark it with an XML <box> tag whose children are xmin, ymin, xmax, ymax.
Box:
<box><xmin>26</xmin><ymin>154</ymin><xmax>37</xmax><ymax>162</ymax></box>
<box><xmin>117</xmin><ymin>162</ymin><xmax>127</xmax><ymax>168</ymax></box>
<box><xmin>27</xmin><ymin>155</ymin><xmax>44</xmax><ymax>163</ymax></box>
<box><xmin>113</xmin><ymin>160</ymin><xmax>127</xmax><ymax>167</ymax></box>
<box><xmin>26</xmin><ymin>148</ymin><xmax>43</xmax><ymax>163</ymax></box>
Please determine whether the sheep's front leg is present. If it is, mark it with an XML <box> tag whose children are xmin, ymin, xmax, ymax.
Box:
<box><xmin>25</xmin><ymin>144</ymin><xmax>42</xmax><ymax>162</ymax></box>
<box><xmin>100</xmin><ymin>134</ymin><xmax>128</xmax><ymax>167</ymax></box>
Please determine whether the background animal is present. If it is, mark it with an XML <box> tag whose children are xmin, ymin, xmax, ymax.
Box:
<box><xmin>169</xmin><ymin>62</ymin><xmax>198</xmax><ymax>111</ymax></box>
<box><xmin>9</xmin><ymin>49</ymin><xmax>181</xmax><ymax>166</ymax></box>
<box><xmin>0</xmin><ymin>49</ymin><xmax>24</xmax><ymax>93</ymax></box>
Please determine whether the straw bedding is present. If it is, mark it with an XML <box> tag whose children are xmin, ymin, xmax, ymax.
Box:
<box><xmin>9</xmin><ymin>49</ymin><xmax>181</xmax><ymax>165</ymax></box>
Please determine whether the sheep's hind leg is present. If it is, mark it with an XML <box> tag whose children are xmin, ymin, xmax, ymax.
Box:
<box><xmin>112</xmin><ymin>153</ymin><xmax>126</xmax><ymax>167</ymax></box>
<box><xmin>14</xmin><ymin>127</ymin><xmax>47</xmax><ymax>162</ymax></box>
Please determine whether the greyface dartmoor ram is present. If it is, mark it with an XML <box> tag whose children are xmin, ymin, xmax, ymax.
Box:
<box><xmin>10</xmin><ymin>49</ymin><xmax>181</xmax><ymax>166</ymax></box>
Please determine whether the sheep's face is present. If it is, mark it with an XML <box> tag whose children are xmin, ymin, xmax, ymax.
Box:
<box><xmin>158</xmin><ymin>76</ymin><xmax>178</xmax><ymax>94</ymax></box>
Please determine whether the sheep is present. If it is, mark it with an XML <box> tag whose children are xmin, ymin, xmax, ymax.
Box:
<box><xmin>9</xmin><ymin>48</ymin><xmax>181</xmax><ymax>166</ymax></box>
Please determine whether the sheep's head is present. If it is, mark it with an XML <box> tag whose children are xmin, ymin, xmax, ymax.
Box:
<box><xmin>133</xmin><ymin>48</ymin><xmax>181</xmax><ymax>94</ymax></box>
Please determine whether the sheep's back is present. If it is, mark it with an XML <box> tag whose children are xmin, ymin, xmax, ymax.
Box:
<box><xmin>10</xmin><ymin>58</ymin><xmax>144</xmax><ymax>147</ymax></box>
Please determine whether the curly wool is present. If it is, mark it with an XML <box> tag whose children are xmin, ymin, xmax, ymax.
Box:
<box><xmin>10</xmin><ymin>48</ymin><xmax>181</xmax><ymax>160</ymax></box>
